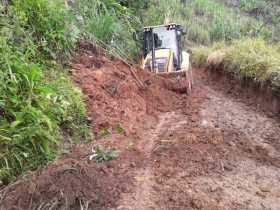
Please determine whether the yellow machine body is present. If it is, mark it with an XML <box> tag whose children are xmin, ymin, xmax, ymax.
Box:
<box><xmin>142</xmin><ymin>49</ymin><xmax>191</xmax><ymax>73</ymax></box>
<box><xmin>139</xmin><ymin>23</ymin><xmax>193</xmax><ymax>92</ymax></box>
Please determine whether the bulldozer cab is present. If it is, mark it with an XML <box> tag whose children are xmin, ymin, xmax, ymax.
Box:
<box><xmin>142</xmin><ymin>23</ymin><xmax>185</xmax><ymax>71</ymax></box>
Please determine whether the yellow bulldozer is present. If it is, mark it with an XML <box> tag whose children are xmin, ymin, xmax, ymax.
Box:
<box><xmin>135</xmin><ymin>23</ymin><xmax>193</xmax><ymax>93</ymax></box>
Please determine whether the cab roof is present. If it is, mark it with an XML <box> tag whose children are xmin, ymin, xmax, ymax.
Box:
<box><xmin>143</xmin><ymin>23</ymin><xmax>181</xmax><ymax>31</ymax></box>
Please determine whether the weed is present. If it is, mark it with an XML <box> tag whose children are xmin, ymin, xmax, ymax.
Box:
<box><xmin>99</xmin><ymin>128</ymin><xmax>111</xmax><ymax>138</ymax></box>
<box><xmin>89</xmin><ymin>145</ymin><xmax>118</xmax><ymax>162</ymax></box>
<box><xmin>79</xmin><ymin>198</ymin><xmax>91</xmax><ymax>210</ymax></box>
<box><xmin>115</xmin><ymin>123</ymin><xmax>125</xmax><ymax>134</ymax></box>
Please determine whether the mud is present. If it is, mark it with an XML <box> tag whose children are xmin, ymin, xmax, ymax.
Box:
<box><xmin>1</xmin><ymin>45</ymin><xmax>280</xmax><ymax>210</ymax></box>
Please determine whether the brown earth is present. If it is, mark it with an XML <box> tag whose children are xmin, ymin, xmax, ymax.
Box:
<box><xmin>1</xmin><ymin>43</ymin><xmax>280</xmax><ymax>210</ymax></box>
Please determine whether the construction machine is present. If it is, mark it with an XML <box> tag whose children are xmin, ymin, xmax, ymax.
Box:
<box><xmin>135</xmin><ymin>23</ymin><xmax>193</xmax><ymax>93</ymax></box>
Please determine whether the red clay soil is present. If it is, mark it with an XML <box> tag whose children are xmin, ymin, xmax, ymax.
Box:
<box><xmin>1</xmin><ymin>43</ymin><xmax>280</xmax><ymax>210</ymax></box>
<box><xmin>72</xmin><ymin>42</ymin><xmax>184</xmax><ymax>137</ymax></box>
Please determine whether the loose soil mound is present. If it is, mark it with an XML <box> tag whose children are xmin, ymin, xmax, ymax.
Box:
<box><xmin>72</xmin><ymin>42</ymin><xmax>185</xmax><ymax>136</ymax></box>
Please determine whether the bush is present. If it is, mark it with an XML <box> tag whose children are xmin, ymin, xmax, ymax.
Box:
<box><xmin>0</xmin><ymin>0</ymin><xmax>89</xmax><ymax>184</ymax></box>
<box><xmin>11</xmin><ymin>0</ymin><xmax>78</xmax><ymax>62</ymax></box>
<box><xmin>71</xmin><ymin>0</ymin><xmax>141</xmax><ymax>60</ymax></box>
<box><xmin>141</xmin><ymin>0</ymin><xmax>277</xmax><ymax>45</ymax></box>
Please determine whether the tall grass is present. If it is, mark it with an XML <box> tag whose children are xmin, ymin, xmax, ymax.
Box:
<box><xmin>71</xmin><ymin>0</ymin><xmax>143</xmax><ymax>60</ymax></box>
<box><xmin>192</xmin><ymin>38</ymin><xmax>280</xmax><ymax>91</ymax></box>
<box><xmin>143</xmin><ymin>0</ymin><xmax>274</xmax><ymax>45</ymax></box>
<box><xmin>218</xmin><ymin>0</ymin><xmax>280</xmax><ymax>42</ymax></box>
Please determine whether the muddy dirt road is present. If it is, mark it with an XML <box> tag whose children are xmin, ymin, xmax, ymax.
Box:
<box><xmin>115</xmin><ymin>69</ymin><xmax>280</xmax><ymax>210</ymax></box>
<box><xmin>1</xmin><ymin>45</ymin><xmax>280</xmax><ymax>210</ymax></box>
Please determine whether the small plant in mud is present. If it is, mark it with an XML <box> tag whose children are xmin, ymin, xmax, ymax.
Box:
<box><xmin>79</xmin><ymin>198</ymin><xmax>91</xmax><ymax>210</ymax></box>
<box><xmin>99</xmin><ymin>128</ymin><xmax>111</xmax><ymax>138</ymax></box>
<box><xmin>89</xmin><ymin>145</ymin><xmax>118</xmax><ymax>162</ymax></box>
<box><xmin>126</xmin><ymin>141</ymin><xmax>135</xmax><ymax>151</ymax></box>
<box><xmin>115</xmin><ymin>123</ymin><xmax>125</xmax><ymax>134</ymax></box>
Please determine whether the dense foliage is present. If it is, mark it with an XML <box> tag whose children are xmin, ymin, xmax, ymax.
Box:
<box><xmin>70</xmin><ymin>0</ymin><xmax>147</xmax><ymax>60</ymax></box>
<box><xmin>143</xmin><ymin>0</ymin><xmax>280</xmax><ymax>45</ymax></box>
<box><xmin>0</xmin><ymin>0</ymin><xmax>149</xmax><ymax>185</ymax></box>
<box><xmin>0</xmin><ymin>0</ymin><xmax>89</xmax><ymax>184</ymax></box>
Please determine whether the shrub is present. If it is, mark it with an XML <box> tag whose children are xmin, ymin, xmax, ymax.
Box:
<box><xmin>89</xmin><ymin>145</ymin><xmax>118</xmax><ymax>162</ymax></box>
<box><xmin>11</xmin><ymin>0</ymin><xmax>78</xmax><ymax>62</ymax></box>
<box><xmin>0</xmin><ymin>0</ymin><xmax>89</xmax><ymax>184</ymax></box>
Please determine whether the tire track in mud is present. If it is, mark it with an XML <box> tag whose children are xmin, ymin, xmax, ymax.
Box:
<box><xmin>115</xmin><ymin>112</ymin><xmax>187</xmax><ymax>210</ymax></box>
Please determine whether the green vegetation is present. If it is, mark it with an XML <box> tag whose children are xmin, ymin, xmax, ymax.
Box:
<box><xmin>115</xmin><ymin>123</ymin><xmax>125</xmax><ymax>134</ymax></box>
<box><xmin>99</xmin><ymin>128</ymin><xmax>111</xmax><ymax>138</ymax></box>
<box><xmin>89</xmin><ymin>145</ymin><xmax>118</xmax><ymax>162</ymax></box>
<box><xmin>193</xmin><ymin>38</ymin><xmax>280</xmax><ymax>91</ymax></box>
<box><xmin>143</xmin><ymin>0</ymin><xmax>275</xmax><ymax>45</ymax></box>
<box><xmin>0</xmin><ymin>0</ymin><xmax>90</xmax><ymax>184</ymax></box>
<box><xmin>0</xmin><ymin>0</ymin><xmax>147</xmax><ymax>184</ymax></box>
<box><xmin>192</xmin><ymin>47</ymin><xmax>212</xmax><ymax>67</ymax></box>
<box><xmin>71</xmin><ymin>0</ymin><xmax>147</xmax><ymax>60</ymax></box>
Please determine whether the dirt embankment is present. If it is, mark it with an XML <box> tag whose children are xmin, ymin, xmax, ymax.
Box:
<box><xmin>1</xmin><ymin>43</ymin><xmax>280</xmax><ymax>210</ymax></box>
<box><xmin>205</xmin><ymin>66</ymin><xmax>280</xmax><ymax>114</ymax></box>
<box><xmin>72</xmin><ymin>42</ymin><xmax>184</xmax><ymax>137</ymax></box>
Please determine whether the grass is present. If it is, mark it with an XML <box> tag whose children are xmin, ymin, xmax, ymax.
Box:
<box><xmin>0</xmin><ymin>0</ymin><xmax>147</xmax><ymax>184</ymax></box>
<box><xmin>0</xmin><ymin>0</ymin><xmax>89</xmax><ymax>184</ymax></box>
<box><xmin>192</xmin><ymin>38</ymin><xmax>280</xmax><ymax>91</ymax></box>
<box><xmin>115</xmin><ymin>123</ymin><xmax>125</xmax><ymax>134</ymax></box>
<box><xmin>217</xmin><ymin>0</ymin><xmax>280</xmax><ymax>42</ymax></box>
<box><xmin>143</xmin><ymin>0</ymin><xmax>276</xmax><ymax>45</ymax></box>
<box><xmin>192</xmin><ymin>47</ymin><xmax>212</xmax><ymax>67</ymax></box>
